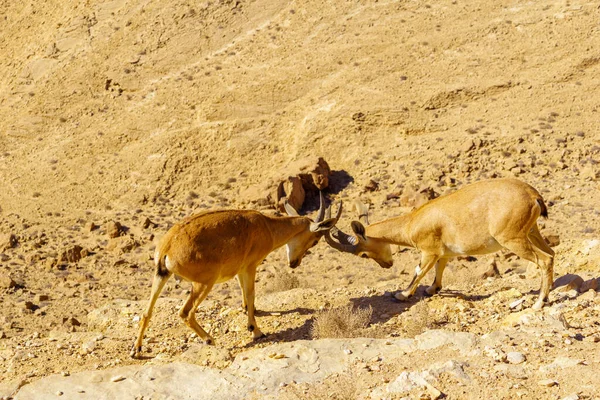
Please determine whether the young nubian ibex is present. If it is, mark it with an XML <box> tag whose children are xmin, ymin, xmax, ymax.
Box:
<box><xmin>326</xmin><ymin>178</ymin><xmax>554</xmax><ymax>310</ymax></box>
<box><xmin>131</xmin><ymin>193</ymin><xmax>341</xmax><ymax>358</ymax></box>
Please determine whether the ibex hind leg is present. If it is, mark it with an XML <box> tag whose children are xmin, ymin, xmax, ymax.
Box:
<box><xmin>179</xmin><ymin>281</ymin><xmax>216</xmax><ymax>345</ymax></box>
<box><xmin>500</xmin><ymin>236</ymin><xmax>553</xmax><ymax>310</ymax></box>
<box><xmin>425</xmin><ymin>259</ymin><xmax>448</xmax><ymax>297</ymax></box>
<box><xmin>131</xmin><ymin>271</ymin><xmax>172</xmax><ymax>358</ymax></box>
<box><xmin>527</xmin><ymin>225</ymin><xmax>555</xmax><ymax>308</ymax></box>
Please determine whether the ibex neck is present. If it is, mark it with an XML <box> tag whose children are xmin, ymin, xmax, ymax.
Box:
<box><xmin>264</xmin><ymin>215</ymin><xmax>311</xmax><ymax>250</ymax></box>
<box><xmin>365</xmin><ymin>214</ymin><xmax>414</xmax><ymax>247</ymax></box>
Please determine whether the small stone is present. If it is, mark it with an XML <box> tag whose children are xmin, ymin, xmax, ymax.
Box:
<box><xmin>142</xmin><ymin>217</ymin><xmax>155</xmax><ymax>229</ymax></box>
<box><xmin>111</xmin><ymin>375</ymin><xmax>126</xmax><ymax>382</ymax></box>
<box><xmin>24</xmin><ymin>301</ymin><xmax>36</xmax><ymax>310</ymax></box>
<box><xmin>553</xmin><ymin>274</ymin><xmax>583</xmax><ymax>292</ymax></box>
<box><xmin>344</xmin><ymin>349</ymin><xmax>353</xmax><ymax>355</ymax></box>
<box><xmin>507</xmin><ymin>352</ymin><xmax>526</xmax><ymax>364</ymax></box>
<box><xmin>107</xmin><ymin>221</ymin><xmax>123</xmax><ymax>238</ymax></box>
<box><xmin>509</xmin><ymin>299</ymin><xmax>525</xmax><ymax>310</ymax></box>
<box><xmin>85</xmin><ymin>222</ymin><xmax>98</xmax><ymax>232</ymax></box>
<box><xmin>0</xmin><ymin>275</ymin><xmax>17</xmax><ymax>289</ymax></box>
<box><xmin>481</xmin><ymin>259</ymin><xmax>500</xmax><ymax>279</ymax></box>
<box><xmin>562</xmin><ymin>393</ymin><xmax>579</xmax><ymax>400</ymax></box>
<box><xmin>537</xmin><ymin>379</ymin><xmax>557</xmax><ymax>387</ymax></box>
<box><xmin>56</xmin><ymin>391</ymin><xmax>63</xmax><ymax>396</ymax></box>
<box><xmin>364</xmin><ymin>180</ymin><xmax>379</xmax><ymax>192</ymax></box>
<box><xmin>35</xmin><ymin>294</ymin><xmax>50</xmax><ymax>302</ymax></box>
<box><xmin>59</xmin><ymin>245</ymin><xmax>84</xmax><ymax>263</ymax></box>
<box><xmin>81</xmin><ymin>340</ymin><xmax>96</xmax><ymax>354</ymax></box>
<box><xmin>63</xmin><ymin>317</ymin><xmax>81</xmax><ymax>327</ymax></box>
<box><xmin>0</xmin><ymin>233</ymin><xmax>18</xmax><ymax>251</ymax></box>
<box><xmin>484</xmin><ymin>346</ymin><xmax>507</xmax><ymax>362</ymax></box>
<box><xmin>579</xmin><ymin>278</ymin><xmax>598</xmax><ymax>293</ymax></box>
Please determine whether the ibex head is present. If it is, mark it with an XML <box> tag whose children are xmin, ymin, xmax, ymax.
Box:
<box><xmin>284</xmin><ymin>192</ymin><xmax>342</xmax><ymax>268</ymax></box>
<box><xmin>324</xmin><ymin>203</ymin><xmax>394</xmax><ymax>269</ymax></box>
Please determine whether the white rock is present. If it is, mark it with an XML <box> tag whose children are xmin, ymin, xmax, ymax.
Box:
<box><xmin>537</xmin><ymin>379</ymin><xmax>557</xmax><ymax>387</ymax></box>
<box><xmin>506</xmin><ymin>352</ymin><xmax>526</xmax><ymax>365</ymax></box>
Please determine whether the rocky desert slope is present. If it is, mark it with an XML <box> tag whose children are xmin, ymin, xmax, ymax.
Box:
<box><xmin>1</xmin><ymin>0</ymin><xmax>600</xmax><ymax>399</ymax></box>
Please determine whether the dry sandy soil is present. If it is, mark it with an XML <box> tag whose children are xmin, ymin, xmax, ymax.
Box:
<box><xmin>1</xmin><ymin>0</ymin><xmax>600</xmax><ymax>398</ymax></box>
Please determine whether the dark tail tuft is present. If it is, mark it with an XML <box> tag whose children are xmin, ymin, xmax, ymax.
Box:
<box><xmin>156</xmin><ymin>254</ymin><xmax>170</xmax><ymax>276</ymax></box>
<box><xmin>537</xmin><ymin>198</ymin><xmax>548</xmax><ymax>219</ymax></box>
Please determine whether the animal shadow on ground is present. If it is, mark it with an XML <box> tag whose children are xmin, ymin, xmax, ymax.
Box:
<box><xmin>349</xmin><ymin>286</ymin><xmax>493</xmax><ymax>326</ymax></box>
<box><xmin>242</xmin><ymin>308</ymin><xmax>317</xmax><ymax>349</ymax></box>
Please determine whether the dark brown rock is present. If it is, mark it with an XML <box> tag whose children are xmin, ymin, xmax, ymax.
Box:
<box><xmin>275</xmin><ymin>176</ymin><xmax>305</xmax><ymax>213</ymax></box>
<box><xmin>59</xmin><ymin>245</ymin><xmax>84</xmax><ymax>263</ymax></box>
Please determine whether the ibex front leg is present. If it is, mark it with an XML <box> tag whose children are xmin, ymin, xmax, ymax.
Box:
<box><xmin>395</xmin><ymin>253</ymin><xmax>439</xmax><ymax>301</ymax></box>
<box><xmin>238</xmin><ymin>265</ymin><xmax>265</xmax><ymax>340</ymax></box>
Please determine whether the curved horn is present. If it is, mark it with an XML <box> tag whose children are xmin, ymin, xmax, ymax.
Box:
<box><xmin>324</xmin><ymin>201</ymin><xmax>357</xmax><ymax>253</ymax></box>
<box><xmin>325</xmin><ymin>198</ymin><xmax>343</xmax><ymax>222</ymax></box>
<box><xmin>284</xmin><ymin>200</ymin><xmax>300</xmax><ymax>216</ymax></box>
<box><xmin>325</xmin><ymin>227</ymin><xmax>358</xmax><ymax>253</ymax></box>
<box><xmin>315</xmin><ymin>191</ymin><xmax>326</xmax><ymax>222</ymax></box>
<box><xmin>354</xmin><ymin>200</ymin><xmax>370</xmax><ymax>225</ymax></box>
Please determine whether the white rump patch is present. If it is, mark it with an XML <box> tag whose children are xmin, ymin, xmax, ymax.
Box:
<box><xmin>415</xmin><ymin>264</ymin><xmax>422</xmax><ymax>275</ymax></box>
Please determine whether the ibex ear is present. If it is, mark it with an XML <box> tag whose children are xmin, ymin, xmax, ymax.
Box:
<box><xmin>351</xmin><ymin>221</ymin><xmax>367</xmax><ymax>241</ymax></box>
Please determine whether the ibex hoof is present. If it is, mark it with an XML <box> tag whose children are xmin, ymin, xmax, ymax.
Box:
<box><xmin>252</xmin><ymin>332</ymin><xmax>266</xmax><ymax>341</ymax></box>
<box><xmin>424</xmin><ymin>286</ymin><xmax>440</xmax><ymax>297</ymax></box>
<box><xmin>393</xmin><ymin>292</ymin><xmax>409</xmax><ymax>302</ymax></box>
<box><xmin>204</xmin><ymin>338</ymin><xmax>215</xmax><ymax>345</ymax></box>
<box><xmin>532</xmin><ymin>300</ymin><xmax>544</xmax><ymax>310</ymax></box>
<box><xmin>130</xmin><ymin>344</ymin><xmax>142</xmax><ymax>359</ymax></box>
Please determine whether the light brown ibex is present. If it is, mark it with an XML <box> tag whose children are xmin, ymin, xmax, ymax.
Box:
<box><xmin>326</xmin><ymin>178</ymin><xmax>554</xmax><ymax>310</ymax></box>
<box><xmin>131</xmin><ymin>193</ymin><xmax>341</xmax><ymax>358</ymax></box>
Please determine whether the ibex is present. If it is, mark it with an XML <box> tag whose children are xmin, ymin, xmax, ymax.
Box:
<box><xmin>131</xmin><ymin>193</ymin><xmax>341</xmax><ymax>358</ymax></box>
<box><xmin>326</xmin><ymin>178</ymin><xmax>554</xmax><ymax>310</ymax></box>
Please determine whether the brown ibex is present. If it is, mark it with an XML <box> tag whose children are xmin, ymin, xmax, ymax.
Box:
<box><xmin>326</xmin><ymin>178</ymin><xmax>554</xmax><ymax>310</ymax></box>
<box><xmin>131</xmin><ymin>193</ymin><xmax>341</xmax><ymax>358</ymax></box>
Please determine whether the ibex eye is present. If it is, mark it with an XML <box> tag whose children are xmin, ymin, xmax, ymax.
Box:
<box><xmin>360</xmin><ymin>254</ymin><xmax>368</xmax><ymax>258</ymax></box>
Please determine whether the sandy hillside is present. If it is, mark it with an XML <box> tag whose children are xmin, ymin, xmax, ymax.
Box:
<box><xmin>1</xmin><ymin>0</ymin><xmax>600</xmax><ymax>398</ymax></box>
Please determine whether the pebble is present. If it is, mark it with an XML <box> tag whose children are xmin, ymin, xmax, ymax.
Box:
<box><xmin>509</xmin><ymin>299</ymin><xmax>525</xmax><ymax>310</ymax></box>
<box><xmin>507</xmin><ymin>352</ymin><xmax>526</xmax><ymax>364</ymax></box>
<box><xmin>0</xmin><ymin>276</ymin><xmax>17</xmax><ymax>289</ymax></box>
<box><xmin>107</xmin><ymin>221</ymin><xmax>123</xmax><ymax>238</ymax></box>
<box><xmin>562</xmin><ymin>394</ymin><xmax>579</xmax><ymax>400</ymax></box>
<box><xmin>537</xmin><ymin>379</ymin><xmax>557</xmax><ymax>387</ymax></box>
<box><xmin>111</xmin><ymin>375</ymin><xmax>126</xmax><ymax>382</ymax></box>
<box><xmin>344</xmin><ymin>349</ymin><xmax>353</xmax><ymax>355</ymax></box>
<box><xmin>81</xmin><ymin>340</ymin><xmax>96</xmax><ymax>355</ymax></box>
<box><xmin>56</xmin><ymin>391</ymin><xmax>63</xmax><ymax>396</ymax></box>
